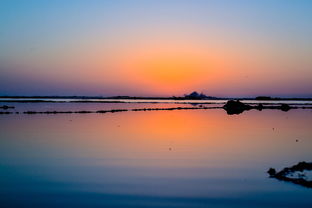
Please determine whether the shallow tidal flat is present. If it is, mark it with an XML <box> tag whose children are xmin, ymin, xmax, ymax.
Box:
<box><xmin>0</xmin><ymin>99</ymin><xmax>312</xmax><ymax>115</ymax></box>
<box><xmin>0</xmin><ymin>100</ymin><xmax>312</xmax><ymax>207</ymax></box>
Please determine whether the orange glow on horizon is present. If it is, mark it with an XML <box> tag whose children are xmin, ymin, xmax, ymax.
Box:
<box><xmin>116</xmin><ymin>38</ymin><xmax>225</xmax><ymax>93</ymax></box>
<box><xmin>5</xmin><ymin>110</ymin><xmax>312</xmax><ymax>166</ymax></box>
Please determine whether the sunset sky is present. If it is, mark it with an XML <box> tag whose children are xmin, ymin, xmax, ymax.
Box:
<box><xmin>0</xmin><ymin>0</ymin><xmax>311</xmax><ymax>97</ymax></box>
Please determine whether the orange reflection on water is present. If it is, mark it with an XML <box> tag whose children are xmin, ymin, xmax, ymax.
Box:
<box><xmin>1</xmin><ymin>109</ymin><xmax>311</xmax><ymax>169</ymax></box>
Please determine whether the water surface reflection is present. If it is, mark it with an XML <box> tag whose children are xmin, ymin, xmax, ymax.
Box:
<box><xmin>0</xmin><ymin>109</ymin><xmax>311</xmax><ymax>207</ymax></box>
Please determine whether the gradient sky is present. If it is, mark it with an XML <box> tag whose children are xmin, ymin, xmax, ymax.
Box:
<box><xmin>0</xmin><ymin>0</ymin><xmax>311</xmax><ymax>97</ymax></box>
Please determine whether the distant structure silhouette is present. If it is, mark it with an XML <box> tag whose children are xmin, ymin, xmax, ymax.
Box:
<box><xmin>184</xmin><ymin>91</ymin><xmax>215</xmax><ymax>100</ymax></box>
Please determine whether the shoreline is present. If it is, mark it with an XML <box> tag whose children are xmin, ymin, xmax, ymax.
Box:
<box><xmin>1</xmin><ymin>105</ymin><xmax>312</xmax><ymax>115</ymax></box>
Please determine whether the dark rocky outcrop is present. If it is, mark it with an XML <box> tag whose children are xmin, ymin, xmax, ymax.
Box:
<box><xmin>223</xmin><ymin>100</ymin><xmax>252</xmax><ymax>115</ymax></box>
<box><xmin>268</xmin><ymin>161</ymin><xmax>312</xmax><ymax>188</ymax></box>
<box><xmin>280</xmin><ymin>104</ymin><xmax>291</xmax><ymax>112</ymax></box>
<box><xmin>256</xmin><ymin>103</ymin><xmax>263</xmax><ymax>111</ymax></box>
<box><xmin>223</xmin><ymin>100</ymin><xmax>295</xmax><ymax>115</ymax></box>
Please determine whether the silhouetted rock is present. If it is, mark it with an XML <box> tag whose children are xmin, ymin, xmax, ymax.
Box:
<box><xmin>223</xmin><ymin>100</ymin><xmax>252</xmax><ymax>115</ymax></box>
<box><xmin>280</xmin><ymin>104</ymin><xmax>290</xmax><ymax>111</ymax></box>
<box><xmin>256</xmin><ymin>103</ymin><xmax>263</xmax><ymax>111</ymax></box>
<box><xmin>267</xmin><ymin>161</ymin><xmax>312</xmax><ymax>188</ymax></box>
<box><xmin>267</xmin><ymin>168</ymin><xmax>276</xmax><ymax>176</ymax></box>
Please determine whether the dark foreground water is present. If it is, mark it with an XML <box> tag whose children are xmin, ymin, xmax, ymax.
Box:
<box><xmin>0</xmin><ymin>103</ymin><xmax>312</xmax><ymax>207</ymax></box>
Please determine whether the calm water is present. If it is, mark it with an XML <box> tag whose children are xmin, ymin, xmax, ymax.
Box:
<box><xmin>0</xmin><ymin>103</ymin><xmax>312</xmax><ymax>207</ymax></box>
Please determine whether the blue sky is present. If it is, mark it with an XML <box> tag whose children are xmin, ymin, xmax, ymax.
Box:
<box><xmin>1</xmin><ymin>0</ymin><xmax>311</xmax><ymax>97</ymax></box>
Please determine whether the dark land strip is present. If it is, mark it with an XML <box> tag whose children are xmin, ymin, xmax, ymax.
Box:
<box><xmin>1</xmin><ymin>101</ymin><xmax>312</xmax><ymax>115</ymax></box>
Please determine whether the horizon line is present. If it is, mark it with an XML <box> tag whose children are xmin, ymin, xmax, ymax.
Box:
<box><xmin>1</xmin><ymin>95</ymin><xmax>312</xmax><ymax>99</ymax></box>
